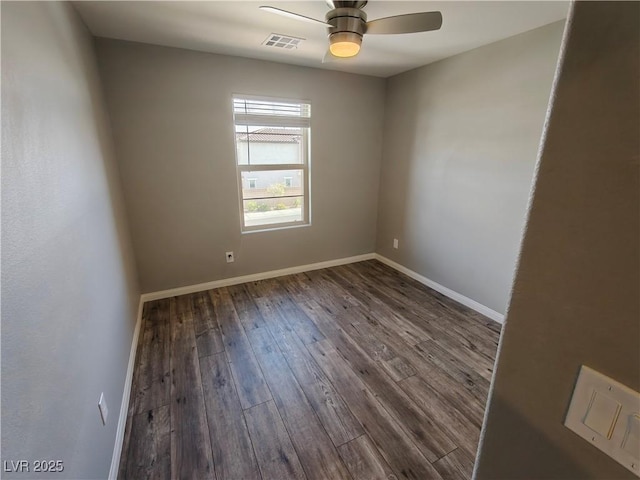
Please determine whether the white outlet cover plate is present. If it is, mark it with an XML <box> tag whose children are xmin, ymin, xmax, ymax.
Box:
<box><xmin>565</xmin><ymin>365</ymin><xmax>640</xmax><ymax>476</ymax></box>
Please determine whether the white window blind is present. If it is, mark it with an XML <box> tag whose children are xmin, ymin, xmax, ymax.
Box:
<box><xmin>233</xmin><ymin>98</ymin><xmax>311</xmax><ymax>128</ymax></box>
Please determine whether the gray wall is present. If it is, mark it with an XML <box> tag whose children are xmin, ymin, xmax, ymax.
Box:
<box><xmin>1</xmin><ymin>2</ymin><xmax>139</xmax><ymax>478</ymax></box>
<box><xmin>475</xmin><ymin>2</ymin><xmax>639</xmax><ymax>479</ymax></box>
<box><xmin>376</xmin><ymin>21</ymin><xmax>565</xmax><ymax>315</ymax></box>
<box><xmin>96</xmin><ymin>39</ymin><xmax>386</xmax><ymax>293</ymax></box>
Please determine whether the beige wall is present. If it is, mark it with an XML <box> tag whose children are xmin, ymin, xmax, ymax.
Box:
<box><xmin>376</xmin><ymin>21</ymin><xmax>565</xmax><ymax>315</ymax></box>
<box><xmin>96</xmin><ymin>39</ymin><xmax>386</xmax><ymax>293</ymax></box>
<box><xmin>1</xmin><ymin>2</ymin><xmax>140</xmax><ymax>478</ymax></box>
<box><xmin>475</xmin><ymin>2</ymin><xmax>639</xmax><ymax>478</ymax></box>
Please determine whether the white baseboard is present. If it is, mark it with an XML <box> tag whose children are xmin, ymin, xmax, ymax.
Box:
<box><xmin>374</xmin><ymin>254</ymin><xmax>505</xmax><ymax>324</ymax></box>
<box><xmin>139</xmin><ymin>251</ymin><xmax>504</xmax><ymax>323</ymax></box>
<box><xmin>140</xmin><ymin>253</ymin><xmax>376</xmax><ymax>302</ymax></box>
<box><xmin>109</xmin><ymin>298</ymin><xmax>144</xmax><ymax>480</ymax></box>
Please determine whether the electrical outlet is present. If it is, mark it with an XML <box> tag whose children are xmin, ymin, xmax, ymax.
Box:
<box><xmin>98</xmin><ymin>393</ymin><xmax>108</xmax><ymax>425</ymax></box>
<box><xmin>393</xmin><ymin>238</ymin><xmax>399</xmax><ymax>249</ymax></box>
<box><xmin>226</xmin><ymin>251</ymin><xmax>234</xmax><ymax>263</ymax></box>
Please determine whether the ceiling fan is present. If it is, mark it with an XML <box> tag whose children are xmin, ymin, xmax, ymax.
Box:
<box><xmin>260</xmin><ymin>1</ymin><xmax>443</xmax><ymax>59</ymax></box>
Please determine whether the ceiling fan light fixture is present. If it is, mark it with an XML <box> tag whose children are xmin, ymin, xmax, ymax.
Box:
<box><xmin>329</xmin><ymin>31</ymin><xmax>362</xmax><ymax>58</ymax></box>
<box><xmin>261</xmin><ymin>2</ymin><xmax>443</xmax><ymax>61</ymax></box>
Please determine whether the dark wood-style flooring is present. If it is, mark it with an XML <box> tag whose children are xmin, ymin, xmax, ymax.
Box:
<box><xmin>118</xmin><ymin>260</ymin><xmax>501</xmax><ymax>480</ymax></box>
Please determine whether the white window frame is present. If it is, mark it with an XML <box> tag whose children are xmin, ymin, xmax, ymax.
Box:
<box><xmin>232</xmin><ymin>94</ymin><xmax>311</xmax><ymax>233</ymax></box>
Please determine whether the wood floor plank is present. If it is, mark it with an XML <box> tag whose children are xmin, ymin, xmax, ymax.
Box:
<box><xmin>123</xmin><ymin>406</ymin><xmax>171</xmax><ymax>480</ymax></box>
<box><xmin>273</xmin><ymin>294</ymin><xmax>348</xmax><ymax>349</ymax></box>
<box><xmin>244</xmin><ymin>400</ymin><xmax>307</xmax><ymax>480</ymax></box>
<box><xmin>312</xmin><ymin>269</ymin><xmax>431</xmax><ymax>346</ymax></box>
<box><xmin>227</xmin><ymin>283</ymin><xmax>267</xmax><ymax>330</ymax></box>
<box><xmin>399</xmin><ymin>375</ymin><xmax>480</xmax><ymax>456</ymax></box>
<box><xmin>287</xmin><ymin>272</ymin><xmax>356</xmax><ymax>317</ymax></box>
<box><xmin>247</xmin><ymin>279</ymin><xmax>325</xmax><ymax>345</ymax></box>
<box><xmin>210</xmin><ymin>287</ymin><xmax>271</xmax><ymax>409</ymax></box>
<box><xmin>246</xmin><ymin>326</ymin><xmax>352</xmax><ymax>480</ymax></box>
<box><xmin>345</xmin><ymin>320</ymin><xmax>416</xmax><ymax>382</ymax></box>
<box><xmin>280</xmin><ymin>284</ymin><xmax>404</xmax><ymax>380</ymax></box>
<box><xmin>414</xmin><ymin>340</ymin><xmax>490</xmax><ymax>401</ymax></box>
<box><xmin>169</xmin><ymin>295</ymin><xmax>214</xmax><ymax>480</ymax></box>
<box><xmin>330</xmin><ymin>299</ymin><xmax>427</xmax><ymax>377</ymax></box>
<box><xmin>345</xmin><ymin>319</ymin><xmax>396</xmax><ymax>362</ymax></box>
<box><xmin>385</xmin><ymin>356</ymin><xmax>417</xmax><ymax>382</ymax></box>
<box><xmin>307</xmin><ymin>339</ymin><xmax>443</xmax><ymax>480</ymax></box>
<box><xmin>337</xmin><ymin>435</ymin><xmax>396</xmax><ymax>480</ymax></box>
<box><xmin>416</xmin><ymin>327</ymin><xmax>495</xmax><ymax>382</ymax></box>
<box><xmin>409</xmin><ymin>353</ymin><xmax>486</xmax><ymax>428</ymax></box>
<box><xmin>349</xmin><ymin>308</ymin><xmax>485</xmax><ymax>426</ymax></box>
<box><xmin>276</xmin><ymin>284</ymin><xmax>456</xmax><ymax>454</ymax></box>
<box><xmin>360</xmin><ymin>261</ymin><xmax>501</xmax><ymax>343</ymax></box>
<box><xmin>298</xmin><ymin>281</ymin><xmax>487</xmax><ymax>431</ymax></box>
<box><xmin>328</xmin><ymin>267</ymin><xmax>495</xmax><ymax>380</ymax></box>
<box><xmin>133</xmin><ymin>299</ymin><xmax>171</xmax><ymax>414</ymax></box>
<box><xmin>351</xmin><ymin>268</ymin><xmax>499</xmax><ymax>372</ymax></box>
<box><xmin>119</xmin><ymin>301</ymin><xmax>167</xmax><ymax>478</ymax></box>
<box><xmin>250</xmin><ymin>293</ymin><xmax>364</xmax><ymax>446</ymax></box>
<box><xmin>335</xmin><ymin>263</ymin><xmax>499</xmax><ymax>368</ymax></box>
<box><xmin>292</xmin><ymin>300</ymin><xmax>457</xmax><ymax>463</ymax></box>
<box><xmin>191</xmin><ymin>291</ymin><xmax>225</xmax><ymax>358</ymax></box>
<box><xmin>310</xmin><ymin>290</ymin><xmax>488</xmax><ymax>416</ymax></box>
<box><xmin>199</xmin><ymin>353</ymin><xmax>261</xmax><ymax>480</ymax></box>
<box><xmin>331</xmin><ymin>331</ymin><xmax>457</xmax><ymax>462</ymax></box>
<box><xmin>416</xmin><ymin>339</ymin><xmax>490</xmax><ymax>391</ymax></box>
<box><xmin>363</xmin><ymin>328</ymin><xmax>486</xmax><ymax>427</ymax></box>
<box><xmin>433</xmin><ymin>448</ymin><xmax>475</xmax><ymax>480</ymax></box>
<box><xmin>330</xmin><ymin>268</ymin><xmax>456</xmax><ymax>353</ymax></box>
<box><xmin>280</xmin><ymin>275</ymin><xmax>423</xmax><ymax>383</ymax></box>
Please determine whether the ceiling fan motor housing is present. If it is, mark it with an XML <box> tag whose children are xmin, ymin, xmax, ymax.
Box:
<box><xmin>326</xmin><ymin>7</ymin><xmax>367</xmax><ymax>40</ymax></box>
<box><xmin>325</xmin><ymin>1</ymin><xmax>368</xmax><ymax>9</ymax></box>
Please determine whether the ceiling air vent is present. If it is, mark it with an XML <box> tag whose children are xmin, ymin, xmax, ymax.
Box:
<box><xmin>262</xmin><ymin>33</ymin><xmax>304</xmax><ymax>50</ymax></box>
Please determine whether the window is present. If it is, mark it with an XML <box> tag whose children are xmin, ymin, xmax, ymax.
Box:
<box><xmin>233</xmin><ymin>95</ymin><xmax>310</xmax><ymax>232</ymax></box>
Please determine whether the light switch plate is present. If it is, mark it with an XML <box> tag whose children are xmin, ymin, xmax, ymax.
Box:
<box><xmin>565</xmin><ymin>365</ymin><xmax>640</xmax><ymax>476</ymax></box>
<box><xmin>582</xmin><ymin>390</ymin><xmax>621</xmax><ymax>438</ymax></box>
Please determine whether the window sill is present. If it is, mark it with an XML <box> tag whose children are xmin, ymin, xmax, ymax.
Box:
<box><xmin>241</xmin><ymin>222</ymin><xmax>311</xmax><ymax>235</ymax></box>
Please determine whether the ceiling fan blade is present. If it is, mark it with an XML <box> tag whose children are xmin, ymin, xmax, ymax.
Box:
<box><xmin>259</xmin><ymin>6</ymin><xmax>333</xmax><ymax>28</ymax></box>
<box><xmin>365</xmin><ymin>11</ymin><xmax>442</xmax><ymax>34</ymax></box>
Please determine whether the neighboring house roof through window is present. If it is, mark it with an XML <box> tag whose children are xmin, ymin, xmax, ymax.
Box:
<box><xmin>236</xmin><ymin>127</ymin><xmax>301</xmax><ymax>144</ymax></box>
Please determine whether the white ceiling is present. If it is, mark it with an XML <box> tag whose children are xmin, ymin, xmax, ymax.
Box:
<box><xmin>74</xmin><ymin>1</ymin><xmax>569</xmax><ymax>77</ymax></box>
